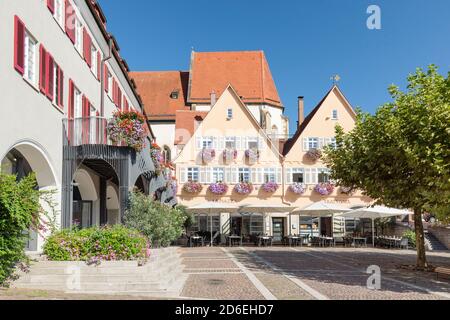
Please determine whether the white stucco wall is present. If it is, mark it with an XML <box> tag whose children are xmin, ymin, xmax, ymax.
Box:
<box><xmin>151</xmin><ymin>122</ymin><xmax>176</xmax><ymax>160</ymax></box>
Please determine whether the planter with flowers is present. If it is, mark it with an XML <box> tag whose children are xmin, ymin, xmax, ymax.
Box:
<box><xmin>223</xmin><ymin>149</ymin><xmax>238</xmax><ymax>163</ymax></box>
<box><xmin>262</xmin><ymin>182</ymin><xmax>279</xmax><ymax>193</ymax></box>
<box><xmin>201</xmin><ymin>148</ymin><xmax>216</xmax><ymax>164</ymax></box>
<box><xmin>306</xmin><ymin>148</ymin><xmax>322</xmax><ymax>162</ymax></box>
<box><xmin>234</xmin><ymin>182</ymin><xmax>254</xmax><ymax>195</ymax></box>
<box><xmin>107</xmin><ymin>110</ymin><xmax>148</xmax><ymax>152</ymax></box>
<box><xmin>208</xmin><ymin>182</ymin><xmax>228</xmax><ymax>196</ymax></box>
<box><xmin>169</xmin><ymin>178</ymin><xmax>178</xmax><ymax>195</ymax></box>
<box><xmin>183</xmin><ymin>181</ymin><xmax>203</xmax><ymax>194</ymax></box>
<box><xmin>150</xmin><ymin>142</ymin><xmax>164</xmax><ymax>172</ymax></box>
<box><xmin>314</xmin><ymin>183</ymin><xmax>335</xmax><ymax>196</ymax></box>
<box><xmin>245</xmin><ymin>148</ymin><xmax>260</xmax><ymax>163</ymax></box>
<box><xmin>289</xmin><ymin>183</ymin><xmax>306</xmax><ymax>195</ymax></box>
<box><xmin>340</xmin><ymin>186</ymin><xmax>354</xmax><ymax>195</ymax></box>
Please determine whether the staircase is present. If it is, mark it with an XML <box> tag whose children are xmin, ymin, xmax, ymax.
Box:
<box><xmin>424</xmin><ymin>230</ymin><xmax>448</xmax><ymax>251</ymax></box>
<box><xmin>13</xmin><ymin>247</ymin><xmax>187</xmax><ymax>298</ymax></box>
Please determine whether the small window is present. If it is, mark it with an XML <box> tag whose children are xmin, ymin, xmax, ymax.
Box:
<box><xmin>202</xmin><ymin>137</ymin><xmax>213</xmax><ymax>149</ymax></box>
<box><xmin>170</xmin><ymin>91</ymin><xmax>179</xmax><ymax>99</ymax></box>
<box><xmin>247</xmin><ymin>137</ymin><xmax>258</xmax><ymax>150</ymax></box>
<box><xmin>225</xmin><ymin>137</ymin><xmax>236</xmax><ymax>150</ymax></box>
<box><xmin>187</xmin><ymin>168</ymin><xmax>199</xmax><ymax>182</ymax></box>
<box><xmin>90</xmin><ymin>46</ymin><xmax>97</xmax><ymax>75</ymax></box>
<box><xmin>239</xmin><ymin>168</ymin><xmax>250</xmax><ymax>183</ymax></box>
<box><xmin>308</xmin><ymin>137</ymin><xmax>319</xmax><ymax>150</ymax></box>
<box><xmin>212</xmin><ymin>168</ymin><xmax>225</xmax><ymax>183</ymax></box>
<box><xmin>263</xmin><ymin>168</ymin><xmax>276</xmax><ymax>183</ymax></box>
<box><xmin>318</xmin><ymin>169</ymin><xmax>331</xmax><ymax>183</ymax></box>
<box><xmin>74</xmin><ymin>18</ymin><xmax>83</xmax><ymax>53</ymax></box>
<box><xmin>53</xmin><ymin>64</ymin><xmax>59</xmax><ymax>105</ymax></box>
<box><xmin>23</xmin><ymin>32</ymin><xmax>37</xmax><ymax>84</ymax></box>
<box><xmin>227</xmin><ymin>108</ymin><xmax>233</xmax><ymax>119</ymax></box>
<box><xmin>332</xmin><ymin>109</ymin><xmax>338</xmax><ymax>120</ymax></box>
<box><xmin>291</xmin><ymin>168</ymin><xmax>304</xmax><ymax>184</ymax></box>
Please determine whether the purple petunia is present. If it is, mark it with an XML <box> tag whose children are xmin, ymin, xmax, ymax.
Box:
<box><xmin>314</xmin><ymin>183</ymin><xmax>335</xmax><ymax>196</ymax></box>
<box><xmin>208</xmin><ymin>182</ymin><xmax>228</xmax><ymax>195</ymax></box>
<box><xmin>262</xmin><ymin>182</ymin><xmax>279</xmax><ymax>193</ymax></box>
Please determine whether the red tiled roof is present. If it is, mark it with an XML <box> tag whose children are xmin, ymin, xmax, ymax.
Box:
<box><xmin>174</xmin><ymin>110</ymin><xmax>208</xmax><ymax>145</ymax></box>
<box><xmin>188</xmin><ymin>51</ymin><xmax>283</xmax><ymax>108</ymax></box>
<box><xmin>130</xmin><ymin>71</ymin><xmax>190</xmax><ymax>121</ymax></box>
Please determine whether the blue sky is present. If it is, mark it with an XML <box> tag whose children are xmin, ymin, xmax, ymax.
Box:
<box><xmin>99</xmin><ymin>0</ymin><xmax>450</xmax><ymax>134</ymax></box>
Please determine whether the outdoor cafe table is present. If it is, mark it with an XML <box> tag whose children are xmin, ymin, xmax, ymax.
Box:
<box><xmin>258</xmin><ymin>236</ymin><xmax>273</xmax><ymax>247</ymax></box>
<box><xmin>352</xmin><ymin>237</ymin><xmax>368</xmax><ymax>248</ymax></box>
<box><xmin>287</xmin><ymin>236</ymin><xmax>306</xmax><ymax>247</ymax></box>
<box><xmin>189</xmin><ymin>236</ymin><xmax>204</xmax><ymax>247</ymax></box>
<box><xmin>320</xmin><ymin>236</ymin><xmax>334</xmax><ymax>247</ymax></box>
<box><xmin>227</xmin><ymin>235</ymin><xmax>243</xmax><ymax>247</ymax></box>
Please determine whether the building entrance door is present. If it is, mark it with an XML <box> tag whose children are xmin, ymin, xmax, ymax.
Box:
<box><xmin>272</xmin><ymin>218</ymin><xmax>285</xmax><ymax>242</ymax></box>
<box><xmin>320</xmin><ymin>217</ymin><xmax>333</xmax><ymax>237</ymax></box>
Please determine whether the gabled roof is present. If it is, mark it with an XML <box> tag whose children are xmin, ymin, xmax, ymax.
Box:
<box><xmin>130</xmin><ymin>71</ymin><xmax>190</xmax><ymax>121</ymax></box>
<box><xmin>187</xmin><ymin>51</ymin><xmax>283</xmax><ymax>108</ymax></box>
<box><xmin>283</xmin><ymin>85</ymin><xmax>356</xmax><ymax>156</ymax></box>
<box><xmin>174</xmin><ymin>110</ymin><xmax>209</xmax><ymax>145</ymax></box>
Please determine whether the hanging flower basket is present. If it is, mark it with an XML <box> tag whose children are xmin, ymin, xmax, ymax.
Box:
<box><xmin>306</xmin><ymin>148</ymin><xmax>322</xmax><ymax>162</ymax></box>
<box><xmin>289</xmin><ymin>183</ymin><xmax>306</xmax><ymax>195</ymax></box>
<box><xmin>107</xmin><ymin>110</ymin><xmax>148</xmax><ymax>152</ymax></box>
<box><xmin>208</xmin><ymin>182</ymin><xmax>228</xmax><ymax>195</ymax></box>
<box><xmin>168</xmin><ymin>178</ymin><xmax>178</xmax><ymax>195</ymax></box>
<box><xmin>201</xmin><ymin>148</ymin><xmax>216</xmax><ymax>163</ymax></box>
<box><xmin>340</xmin><ymin>186</ymin><xmax>354</xmax><ymax>195</ymax></box>
<box><xmin>234</xmin><ymin>182</ymin><xmax>254</xmax><ymax>195</ymax></box>
<box><xmin>150</xmin><ymin>144</ymin><xmax>164</xmax><ymax>171</ymax></box>
<box><xmin>223</xmin><ymin>149</ymin><xmax>238</xmax><ymax>163</ymax></box>
<box><xmin>183</xmin><ymin>181</ymin><xmax>203</xmax><ymax>194</ymax></box>
<box><xmin>245</xmin><ymin>149</ymin><xmax>260</xmax><ymax>162</ymax></box>
<box><xmin>262</xmin><ymin>182</ymin><xmax>279</xmax><ymax>193</ymax></box>
<box><xmin>314</xmin><ymin>183</ymin><xmax>335</xmax><ymax>196</ymax></box>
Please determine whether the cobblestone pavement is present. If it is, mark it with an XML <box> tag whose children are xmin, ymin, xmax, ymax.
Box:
<box><xmin>179</xmin><ymin>246</ymin><xmax>450</xmax><ymax>300</ymax></box>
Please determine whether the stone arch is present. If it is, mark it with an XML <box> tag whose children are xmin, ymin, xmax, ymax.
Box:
<box><xmin>73</xmin><ymin>168</ymin><xmax>98</xmax><ymax>201</ymax></box>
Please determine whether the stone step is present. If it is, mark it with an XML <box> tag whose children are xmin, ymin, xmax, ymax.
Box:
<box><xmin>424</xmin><ymin>232</ymin><xmax>448</xmax><ymax>251</ymax></box>
<box><xmin>13</xmin><ymin>281</ymin><xmax>167</xmax><ymax>292</ymax></box>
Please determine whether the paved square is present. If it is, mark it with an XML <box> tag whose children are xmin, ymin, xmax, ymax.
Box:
<box><xmin>179</xmin><ymin>247</ymin><xmax>450</xmax><ymax>300</ymax></box>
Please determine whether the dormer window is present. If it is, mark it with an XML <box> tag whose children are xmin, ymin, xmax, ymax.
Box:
<box><xmin>170</xmin><ymin>90</ymin><xmax>179</xmax><ymax>99</ymax></box>
<box><xmin>332</xmin><ymin>109</ymin><xmax>338</xmax><ymax>120</ymax></box>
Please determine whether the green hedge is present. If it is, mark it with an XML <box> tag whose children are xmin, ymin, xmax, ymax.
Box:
<box><xmin>43</xmin><ymin>225</ymin><xmax>149</xmax><ymax>262</ymax></box>
<box><xmin>0</xmin><ymin>173</ymin><xmax>40</xmax><ymax>286</ymax></box>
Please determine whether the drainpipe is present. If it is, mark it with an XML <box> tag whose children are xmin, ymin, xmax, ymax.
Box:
<box><xmin>280</xmin><ymin>156</ymin><xmax>293</xmax><ymax>235</ymax></box>
<box><xmin>100</xmin><ymin>36</ymin><xmax>113</xmax><ymax>117</ymax></box>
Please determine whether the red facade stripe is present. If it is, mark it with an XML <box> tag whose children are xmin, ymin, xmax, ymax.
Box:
<box><xmin>47</xmin><ymin>0</ymin><xmax>55</xmax><ymax>13</ymax></box>
<box><xmin>14</xmin><ymin>16</ymin><xmax>25</xmax><ymax>75</ymax></box>
<box><xmin>65</xmin><ymin>0</ymin><xmax>75</xmax><ymax>44</ymax></box>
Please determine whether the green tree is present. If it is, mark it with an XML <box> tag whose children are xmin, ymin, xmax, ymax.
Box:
<box><xmin>324</xmin><ymin>66</ymin><xmax>450</xmax><ymax>269</ymax></box>
<box><xmin>124</xmin><ymin>191</ymin><xmax>187</xmax><ymax>247</ymax></box>
<box><xmin>0</xmin><ymin>173</ymin><xmax>40</xmax><ymax>286</ymax></box>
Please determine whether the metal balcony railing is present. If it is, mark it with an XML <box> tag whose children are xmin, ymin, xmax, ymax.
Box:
<box><xmin>63</xmin><ymin>117</ymin><xmax>110</xmax><ymax>147</ymax></box>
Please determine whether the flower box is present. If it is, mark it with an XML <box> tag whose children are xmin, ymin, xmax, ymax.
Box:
<box><xmin>234</xmin><ymin>182</ymin><xmax>254</xmax><ymax>195</ymax></box>
<box><xmin>262</xmin><ymin>182</ymin><xmax>279</xmax><ymax>193</ymax></box>
<box><xmin>245</xmin><ymin>148</ymin><xmax>260</xmax><ymax>162</ymax></box>
<box><xmin>107</xmin><ymin>110</ymin><xmax>148</xmax><ymax>152</ymax></box>
<box><xmin>201</xmin><ymin>148</ymin><xmax>216</xmax><ymax>163</ymax></box>
<box><xmin>208</xmin><ymin>182</ymin><xmax>228</xmax><ymax>195</ymax></box>
<box><xmin>306</xmin><ymin>148</ymin><xmax>322</xmax><ymax>162</ymax></box>
<box><xmin>289</xmin><ymin>183</ymin><xmax>306</xmax><ymax>195</ymax></box>
<box><xmin>223</xmin><ymin>149</ymin><xmax>238</xmax><ymax>163</ymax></box>
<box><xmin>314</xmin><ymin>183</ymin><xmax>335</xmax><ymax>196</ymax></box>
<box><xmin>183</xmin><ymin>181</ymin><xmax>203</xmax><ymax>194</ymax></box>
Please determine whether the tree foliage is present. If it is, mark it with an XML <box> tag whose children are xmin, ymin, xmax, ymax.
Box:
<box><xmin>0</xmin><ymin>173</ymin><xmax>40</xmax><ymax>286</ymax></box>
<box><xmin>324</xmin><ymin>65</ymin><xmax>450</xmax><ymax>269</ymax></box>
<box><xmin>124</xmin><ymin>191</ymin><xmax>187</xmax><ymax>247</ymax></box>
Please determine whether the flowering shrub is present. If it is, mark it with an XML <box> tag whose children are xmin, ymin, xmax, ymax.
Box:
<box><xmin>306</xmin><ymin>148</ymin><xmax>322</xmax><ymax>161</ymax></box>
<box><xmin>223</xmin><ymin>149</ymin><xmax>238</xmax><ymax>163</ymax></box>
<box><xmin>107</xmin><ymin>110</ymin><xmax>148</xmax><ymax>152</ymax></box>
<box><xmin>183</xmin><ymin>181</ymin><xmax>203</xmax><ymax>194</ymax></box>
<box><xmin>262</xmin><ymin>182</ymin><xmax>279</xmax><ymax>193</ymax></box>
<box><xmin>314</xmin><ymin>183</ymin><xmax>335</xmax><ymax>196</ymax></box>
<box><xmin>43</xmin><ymin>225</ymin><xmax>148</xmax><ymax>262</ymax></box>
<box><xmin>289</xmin><ymin>183</ymin><xmax>306</xmax><ymax>195</ymax></box>
<box><xmin>201</xmin><ymin>148</ymin><xmax>216</xmax><ymax>163</ymax></box>
<box><xmin>234</xmin><ymin>182</ymin><xmax>253</xmax><ymax>195</ymax></box>
<box><xmin>245</xmin><ymin>149</ymin><xmax>260</xmax><ymax>162</ymax></box>
<box><xmin>208</xmin><ymin>182</ymin><xmax>228</xmax><ymax>195</ymax></box>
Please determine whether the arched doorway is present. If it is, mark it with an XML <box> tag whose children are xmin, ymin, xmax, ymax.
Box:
<box><xmin>1</xmin><ymin>142</ymin><xmax>58</xmax><ymax>251</ymax></box>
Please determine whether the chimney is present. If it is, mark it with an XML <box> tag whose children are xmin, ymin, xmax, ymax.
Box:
<box><xmin>210</xmin><ymin>91</ymin><xmax>217</xmax><ymax>106</ymax></box>
<box><xmin>297</xmin><ymin>96</ymin><xmax>305</xmax><ymax>128</ymax></box>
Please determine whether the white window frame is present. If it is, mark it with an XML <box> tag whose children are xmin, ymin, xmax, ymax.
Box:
<box><xmin>90</xmin><ymin>45</ymin><xmax>98</xmax><ymax>76</ymax></box>
<box><xmin>212</xmin><ymin>168</ymin><xmax>225</xmax><ymax>183</ymax></box>
<box><xmin>247</xmin><ymin>137</ymin><xmax>258</xmax><ymax>150</ymax></box>
<box><xmin>332</xmin><ymin>109</ymin><xmax>339</xmax><ymax>120</ymax></box>
<box><xmin>263</xmin><ymin>168</ymin><xmax>276</xmax><ymax>183</ymax></box>
<box><xmin>74</xmin><ymin>17</ymin><xmax>83</xmax><ymax>53</ymax></box>
<box><xmin>23</xmin><ymin>31</ymin><xmax>37</xmax><ymax>85</ymax></box>
<box><xmin>318</xmin><ymin>168</ymin><xmax>331</xmax><ymax>183</ymax></box>
<box><xmin>225</xmin><ymin>137</ymin><xmax>236</xmax><ymax>150</ymax></box>
<box><xmin>308</xmin><ymin>137</ymin><xmax>319</xmax><ymax>150</ymax></box>
<box><xmin>291</xmin><ymin>168</ymin><xmax>305</xmax><ymax>184</ymax></box>
<box><xmin>54</xmin><ymin>0</ymin><xmax>65</xmax><ymax>27</ymax></box>
<box><xmin>238</xmin><ymin>168</ymin><xmax>251</xmax><ymax>183</ymax></box>
<box><xmin>202</xmin><ymin>137</ymin><xmax>213</xmax><ymax>149</ymax></box>
<box><xmin>53</xmin><ymin>64</ymin><xmax>59</xmax><ymax>105</ymax></box>
<box><xmin>227</xmin><ymin>108</ymin><xmax>233</xmax><ymax>119</ymax></box>
<box><xmin>187</xmin><ymin>167</ymin><xmax>199</xmax><ymax>182</ymax></box>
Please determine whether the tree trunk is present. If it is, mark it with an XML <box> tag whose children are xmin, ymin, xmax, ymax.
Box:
<box><xmin>413</xmin><ymin>208</ymin><xmax>428</xmax><ymax>270</ymax></box>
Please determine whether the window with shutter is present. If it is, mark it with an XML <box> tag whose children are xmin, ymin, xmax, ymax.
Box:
<box><xmin>14</xmin><ymin>16</ymin><xmax>25</xmax><ymax>75</ymax></box>
<box><xmin>65</xmin><ymin>0</ymin><xmax>75</xmax><ymax>43</ymax></box>
<box><xmin>23</xmin><ymin>31</ymin><xmax>37</xmax><ymax>84</ymax></box>
<box><xmin>97</xmin><ymin>51</ymin><xmax>101</xmax><ymax>80</ymax></box>
<box><xmin>179</xmin><ymin>168</ymin><xmax>186</xmax><ymax>183</ymax></box>
<box><xmin>303</xmin><ymin>138</ymin><xmax>308</xmax><ymax>151</ymax></box>
<box><xmin>58</xmin><ymin>68</ymin><xmax>64</xmax><ymax>109</ymax></box>
<box><xmin>47</xmin><ymin>0</ymin><xmax>55</xmax><ymax>13</ymax></box>
<box><xmin>46</xmin><ymin>53</ymin><xmax>55</xmax><ymax>101</ymax></box>
<box><xmin>83</xmin><ymin>28</ymin><xmax>92</xmax><ymax>67</ymax></box>
<box><xmin>39</xmin><ymin>45</ymin><xmax>47</xmax><ymax>94</ymax></box>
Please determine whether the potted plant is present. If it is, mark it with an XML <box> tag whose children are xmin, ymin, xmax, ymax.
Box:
<box><xmin>107</xmin><ymin>110</ymin><xmax>148</xmax><ymax>152</ymax></box>
<box><xmin>201</xmin><ymin>148</ymin><xmax>216</xmax><ymax>163</ymax></box>
<box><xmin>306</xmin><ymin>148</ymin><xmax>322</xmax><ymax>162</ymax></box>
<box><xmin>150</xmin><ymin>142</ymin><xmax>164</xmax><ymax>171</ymax></box>
<box><xmin>234</xmin><ymin>182</ymin><xmax>253</xmax><ymax>195</ymax></box>
<box><xmin>289</xmin><ymin>183</ymin><xmax>306</xmax><ymax>195</ymax></box>
<box><xmin>208</xmin><ymin>182</ymin><xmax>228</xmax><ymax>195</ymax></box>
<box><xmin>314</xmin><ymin>183</ymin><xmax>335</xmax><ymax>196</ymax></box>
<box><xmin>223</xmin><ymin>149</ymin><xmax>238</xmax><ymax>163</ymax></box>
<box><xmin>245</xmin><ymin>148</ymin><xmax>260</xmax><ymax>162</ymax></box>
<box><xmin>182</xmin><ymin>181</ymin><xmax>203</xmax><ymax>194</ymax></box>
<box><xmin>262</xmin><ymin>181</ymin><xmax>279</xmax><ymax>193</ymax></box>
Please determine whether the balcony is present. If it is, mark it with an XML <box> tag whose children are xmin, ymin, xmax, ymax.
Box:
<box><xmin>63</xmin><ymin>117</ymin><xmax>113</xmax><ymax>147</ymax></box>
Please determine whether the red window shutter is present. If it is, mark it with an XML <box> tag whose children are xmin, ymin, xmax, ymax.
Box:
<box><xmin>47</xmin><ymin>0</ymin><xmax>55</xmax><ymax>13</ymax></box>
<box><xmin>113</xmin><ymin>79</ymin><xmax>117</xmax><ymax>105</ymax></box>
<box><xmin>83</xmin><ymin>28</ymin><xmax>92</xmax><ymax>67</ymax></box>
<box><xmin>118</xmin><ymin>89</ymin><xmax>122</xmax><ymax>110</ymax></box>
<box><xmin>68</xmin><ymin>80</ymin><xmax>74</xmax><ymax>119</ymax></box>
<box><xmin>124</xmin><ymin>99</ymin><xmax>129</xmax><ymax>112</ymax></box>
<box><xmin>39</xmin><ymin>45</ymin><xmax>48</xmax><ymax>94</ymax></box>
<box><xmin>97</xmin><ymin>51</ymin><xmax>101</xmax><ymax>80</ymax></box>
<box><xmin>65</xmin><ymin>0</ymin><xmax>75</xmax><ymax>44</ymax></box>
<box><xmin>46</xmin><ymin>53</ymin><xmax>55</xmax><ymax>101</ymax></box>
<box><xmin>104</xmin><ymin>65</ymin><xmax>109</xmax><ymax>93</ymax></box>
<box><xmin>58</xmin><ymin>68</ymin><xmax>64</xmax><ymax>108</ymax></box>
<box><xmin>14</xmin><ymin>16</ymin><xmax>25</xmax><ymax>75</ymax></box>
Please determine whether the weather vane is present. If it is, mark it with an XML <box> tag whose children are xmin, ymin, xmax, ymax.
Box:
<box><xmin>330</xmin><ymin>74</ymin><xmax>341</xmax><ymax>85</ymax></box>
